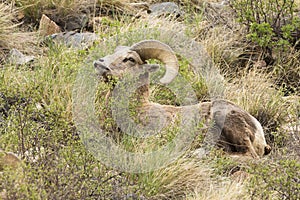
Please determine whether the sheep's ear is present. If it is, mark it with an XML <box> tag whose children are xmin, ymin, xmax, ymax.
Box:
<box><xmin>142</xmin><ymin>64</ymin><xmax>160</xmax><ymax>72</ymax></box>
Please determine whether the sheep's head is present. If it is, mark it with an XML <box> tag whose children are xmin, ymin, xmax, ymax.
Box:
<box><xmin>94</xmin><ymin>40</ymin><xmax>179</xmax><ymax>84</ymax></box>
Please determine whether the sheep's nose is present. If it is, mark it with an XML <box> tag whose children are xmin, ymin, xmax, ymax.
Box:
<box><xmin>93</xmin><ymin>60</ymin><xmax>111</xmax><ymax>72</ymax></box>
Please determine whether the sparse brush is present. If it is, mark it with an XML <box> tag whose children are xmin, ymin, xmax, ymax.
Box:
<box><xmin>248</xmin><ymin>157</ymin><xmax>300</xmax><ymax>200</ymax></box>
<box><xmin>231</xmin><ymin>0</ymin><xmax>300</xmax><ymax>50</ymax></box>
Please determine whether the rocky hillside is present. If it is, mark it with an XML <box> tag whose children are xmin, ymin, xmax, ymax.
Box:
<box><xmin>0</xmin><ymin>0</ymin><xmax>299</xmax><ymax>199</ymax></box>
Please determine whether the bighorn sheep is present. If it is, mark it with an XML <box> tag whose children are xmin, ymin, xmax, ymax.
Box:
<box><xmin>93</xmin><ymin>40</ymin><xmax>271</xmax><ymax>158</ymax></box>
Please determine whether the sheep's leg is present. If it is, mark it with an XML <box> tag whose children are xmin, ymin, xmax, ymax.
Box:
<box><xmin>244</xmin><ymin>137</ymin><xmax>259</xmax><ymax>159</ymax></box>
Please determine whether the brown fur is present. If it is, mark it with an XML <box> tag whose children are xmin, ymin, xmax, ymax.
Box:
<box><xmin>211</xmin><ymin>100</ymin><xmax>260</xmax><ymax>158</ymax></box>
<box><xmin>94</xmin><ymin>41</ymin><xmax>271</xmax><ymax>159</ymax></box>
<box><xmin>135</xmin><ymin>99</ymin><xmax>270</xmax><ymax>158</ymax></box>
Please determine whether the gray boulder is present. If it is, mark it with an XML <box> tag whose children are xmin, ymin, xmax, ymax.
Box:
<box><xmin>149</xmin><ymin>2</ymin><xmax>183</xmax><ymax>18</ymax></box>
<box><xmin>49</xmin><ymin>31</ymin><xmax>99</xmax><ymax>49</ymax></box>
<box><xmin>8</xmin><ymin>49</ymin><xmax>35</xmax><ymax>65</ymax></box>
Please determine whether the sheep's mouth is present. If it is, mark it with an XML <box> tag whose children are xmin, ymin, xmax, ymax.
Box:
<box><xmin>103</xmin><ymin>74</ymin><xmax>113</xmax><ymax>82</ymax></box>
<box><xmin>98</xmin><ymin>74</ymin><xmax>118</xmax><ymax>85</ymax></box>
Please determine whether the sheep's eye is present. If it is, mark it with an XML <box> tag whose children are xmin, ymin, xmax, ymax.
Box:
<box><xmin>122</xmin><ymin>57</ymin><xmax>135</xmax><ymax>63</ymax></box>
<box><xmin>128</xmin><ymin>57</ymin><xmax>135</xmax><ymax>62</ymax></box>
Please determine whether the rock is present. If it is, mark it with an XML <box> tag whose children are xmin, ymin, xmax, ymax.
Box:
<box><xmin>0</xmin><ymin>190</ymin><xmax>7</xmax><ymax>200</ymax></box>
<box><xmin>149</xmin><ymin>2</ymin><xmax>183</xmax><ymax>18</ymax></box>
<box><xmin>8</xmin><ymin>49</ymin><xmax>35</xmax><ymax>65</ymax></box>
<box><xmin>63</xmin><ymin>14</ymin><xmax>89</xmax><ymax>31</ymax></box>
<box><xmin>49</xmin><ymin>31</ymin><xmax>99</xmax><ymax>49</ymax></box>
<box><xmin>0</xmin><ymin>150</ymin><xmax>23</xmax><ymax>200</ymax></box>
<box><xmin>39</xmin><ymin>14</ymin><xmax>61</xmax><ymax>37</ymax></box>
<box><xmin>0</xmin><ymin>150</ymin><xmax>22</xmax><ymax>170</ymax></box>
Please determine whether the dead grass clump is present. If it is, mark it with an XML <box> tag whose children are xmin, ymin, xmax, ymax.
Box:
<box><xmin>140</xmin><ymin>157</ymin><xmax>249</xmax><ymax>200</ymax></box>
<box><xmin>143</xmin><ymin>158</ymin><xmax>213</xmax><ymax>199</ymax></box>
<box><xmin>0</xmin><ymin>3</ymin><xmax>16</xmax><ymax>43</ymax></box>
<box><xmin>0</xmin><ymin>3</ymin><xmax>39</xmax><ymax>62</ymax></box>
<box><xmin>187</xmin><ymin>179</ymin><xmax>249</xmax><ymax>200</ymax></box>
<box><xmin>199</xmin><ymin>25</ymin><xmax>244</xmax><ymax>66</ymax></box>
<box><xmin>0</xmin><ymin>3</ymin><xmax>17</xmax><ymax>61</ymax></box>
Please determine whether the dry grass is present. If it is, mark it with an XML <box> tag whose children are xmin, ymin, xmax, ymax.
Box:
<box><xmin>225</xmin><ymin>68</ymin><xmax>280</xmax><ymax>110</ymax></box>
<box><xmin>295</xmin><ymin>0</ymin><xmax>300</xmax><ymax>9</ymax></box>
<box><xmin>15</xmin><ymin>0</ymin><xmax>136</xmax><ymax>28</ymax></box>
<box><xmin>141</xmin><ymin>157</ymin><xmax>249</xmax><ymax>200</ymax></box>
<box><xmin>146</xmin><ymin>0</ymin><xmax>220</xmax><ymax>4</ymax></box>
<box><xmin>148</xmin><ymin>158</ymin><xmax>212</xmax><ymax>199</ymax></box>
<box><xmin>15</xmin><ymin>0</ymin><xmax>93</xmax><ymax>21</ymax></box>
<box><xmin>0</xmin><ymin>3</ymin><xmax>17</xmax><ymax>60</ymax></box>
<box><xmin>187</xmin><ymin>180</ymin><xmax>249</xmax><ymax>200</ymax></box>
<box><xmin>0</xmin><ymin>3</ymin><xmax>16</xmax><ymax>42</ymax></box>
<box><xmin>199</xmin><ymin>25</ymin><xmax>244</xmax><ymax>65</ymax></box>
<box><xmin>0</xmin><ymin>3</ymin><xmax>40</xmax><ymax>62</ymax></box>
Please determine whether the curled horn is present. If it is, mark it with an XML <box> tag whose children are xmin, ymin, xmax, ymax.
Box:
<box><xmin>130</xmin><ymin>40</ymin><xmax>179</xmax><ymax>84</ymax></box>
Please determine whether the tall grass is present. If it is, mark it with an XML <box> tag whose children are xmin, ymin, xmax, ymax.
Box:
<box><xmin>0</xmin><ymin>0</ymin><xmax>299</xmax><ymax>199</ymax></box>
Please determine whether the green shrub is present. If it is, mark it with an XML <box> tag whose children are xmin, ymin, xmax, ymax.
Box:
<box><xmin>231</xmin><ymin>0</ymin><xmax>300</xmax><ymax>49</ymax></box>
<box><xmin>248</xmin><ymin>158</ymin><xmax>300</xmax><ymax>199</ymax></box>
